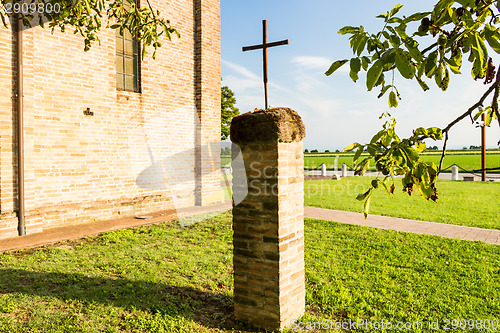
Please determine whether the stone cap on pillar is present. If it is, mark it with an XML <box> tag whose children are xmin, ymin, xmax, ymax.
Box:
<box><xmin>230</xmin><ymin>107</ymin><xmax>306</xmax><ymax>144</ymax></box>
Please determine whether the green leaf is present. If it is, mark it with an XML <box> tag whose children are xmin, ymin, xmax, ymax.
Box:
<box><xmin>403</xmin><ymin>38</ymin><xmax>423</xmax><ymax>62</ymax></box>
<box><xmin>395</xmin><ymin>49</ymin><xmax>415</xmax><ymax>79</ymax></box>
<box><xmin>431</xmin><ymin>0</ymin><xmax>454</xmax><ymax>25</ymax></box>
<box><xmin>415</xmin><ymin>75</ymin><xmax>430</xmax><ymax>91</ymax></box>
<box><xmin>414</xmin><ymin>127</ymin><xmax>428</xmax><ymax>136</ymax></box>
<box><xmin>377</xmin><ymin>13</ymin><xmax>389</xmax><ymax>20</ymax></box>
<box><xmin>355</xmin><ymin>35</ymin><xmax>369</xmax><ymax>56</ymax></box>
<box><xmin>415</xmin><ymin>142</ymin><xmax>426</xmax><ymax>153</ymax></box>
<box><xmin>393</xmin><ymin>148</ymin><xmax>406</xmax><ymax>165</ymax></box>
<box><xmin>471</xmin><ymin>9</ymin><xmax>489</xmax><ymax>31</ymax></box>
<box><xmin>389</xmin><ymin>34</ymin><xmax>401</xmax><ymax>48</ymax></box>
<box><xmin>471</xmin><ymin>57</ymin><xmax>485</xmax><ymax>79</ymax></box>
<box><xmin>370</xmin><ymin>129</ymin><xmax>385</xmax><ymax>144</ymax></box>
<box><xmin>437</xmin><ymin>65</ymin><xmax>449</xmax><ymax>91</ymax></box>
<box><xmin>390</xmin><ymin>4</ymin><xmax>404</xmax><ymax>18</ymax></box>
<box><xmin>361</xmin><ymin>56</ymin><xmax>370</xmax><ymax>70</ymax></box>
<box><xmin>344</xmin><ymin>142</ymin><xmax>360</xmax><ymax>152</ymax></box>
<box><xmin>474</xmin><ymin>106</ymin><xmax>486</xmax><ymax>121</ymax></box>
<box><xmin>360</xmin><ymin>157</ymin><xmax>371</xmax><ymax>173</ymax></box>
<box><xmin>338</xmin><ymin>26</ymin><xmax>359</xmax><ymax>35</ymax></box>
<box><xmin>353</xmin><ymin>146</ymin><xmax>364</xmax><ymax>162</ymax></box>
<box><xmin>364</xmin><ymin>194</ymin><xmax>372</xmax><ymax>219</ymax></box>
<box><xmin>356</xmin><ymin>188</ymin><xmax>372</xmax><ymax>201</ymax></box>
<box><xmin>388</xmin><ymin>17</ymin><xmax>404</xmax><ymax>24</ymax></box>
<box><xmin>349</xmin><ymin>57</ymin><xmax>361</xmax><ymax>82</ymax></box>
<box><xmin>389</xmin><ymin>90</ymin><xmax>398</xmax><ymax>108</ymax></box>
<box><xmin>375</xmin><ymin>69</ymin><xmax>386</xmax><ymax>88</ymax></box>
<box><xmin>404</xmin><ymin>12</ymin><xmax>431</xmax><ymax>23</ymax></box>
<box><xmin>350</xmin><ymin>34</ymin><xmax>360</xmax><ymax>49</ymax></box>
<box><xmin>484</xmin><ymin>27</ymin><xmax>500</xmax><ymax>54</ymax></box>
<box><xmin>418</xmin><ymin>182</ymin><xmax>435</xmax><ymax>200</ymax></box>
<box><xmin>425</xmin><ymin>51</ymin><xmax>438</xmax><ymax>78</ymax></box>
<box><xmin>366</xmin><ymin>143</ymin><xmax>382</xmax><ymax>156</ymax></box>
<box><xmin>366</xmin><ymin>59</ymin><xmax>384</xmax><ymax>91</ymax></box>
<box><xmin>325</xmin><ymin>60</ymin><xmax>348</xmax><ymax>76</ymax></box>
<box><xmin>471</xmin><ymin>32</ymin><xmax>488</xmax><ymax>72</ymax></box>
<box><xmin>445</xmin><ymin>51</ymin><xmax>462</xmax><ymax>74</ymax></box>
<box><xmin>461</xmin><ymin>33</ymin><xmax>472</xmax><ymax>53</ymax></box>
<box><xmin>402</xmin><ymin>145</ymin><xmax>419</xmax><ymax>162</ymax></box>
<box><xmin>427</xmin><ymin>127</ymin><xmax>443</xmax><ymax>140</ymax></box>
<box><xmin>383</xmin><ymin>129</ymin><xmax>395</xmax><ymax>146</ymax></box>
<box><xmin>378</xmin><ymin>177</ymin><xmax>391</xmax><ymax>194</ymax></box>
<box><xmin>377</xmin><ymin>85</ymin><xmax>393</xmax><ymax>98</ymax></box>
<box><xmin>486</xmin><ymin>108</ymin><xmax>493</xmax><ymax>126</ymax></box>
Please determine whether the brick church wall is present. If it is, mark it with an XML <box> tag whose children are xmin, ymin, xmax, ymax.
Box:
<box><xmin>0</xmin><ymin>0</ymin><xmax>222</xmax><ymax>238</ymax></box>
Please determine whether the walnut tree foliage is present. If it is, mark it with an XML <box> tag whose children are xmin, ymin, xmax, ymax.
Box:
<box><xmin>0</xmin><ymin>0</ymin><xmax>179</xmax><ymax>59</ymax></box>
<box><xmin>326</xmin><ymin>0</ymin><xmax>500</xmax><ymax>218</ymax></box>
<box><xmin>221</xmin><ymin>85</ymin><xmax>239</xmax><ymax>141</ymax></box>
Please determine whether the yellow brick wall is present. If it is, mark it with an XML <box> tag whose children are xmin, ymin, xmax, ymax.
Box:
<box><xmin>0</xmin><ymin>0</ymin><xmax>222</xmax><ymax>238</ymax></box>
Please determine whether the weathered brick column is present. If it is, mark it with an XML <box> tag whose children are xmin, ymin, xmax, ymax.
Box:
<box><xmin>230</xmin><ymin>107</ymin><xmax>306</xmax><ymax>331</ymax></box>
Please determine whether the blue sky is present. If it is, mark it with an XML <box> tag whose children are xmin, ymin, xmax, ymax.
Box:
<box><xmin>220</xmin><ymin>0</ymin><xmax>500</xmax><ymax>151</ymax></box>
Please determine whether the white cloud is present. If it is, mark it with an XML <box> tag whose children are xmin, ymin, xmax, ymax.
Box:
<box><xmin>291</xmin><ymin>55</ymin><xmax>351</xmax><ymax>75</ymax></box>
<box><xmin>223</xmin><ymin>75</ymin><xmax>261</xmax><ymax>92</ymax></box>
<box><xmin>222</xmin><ymin>59</ymin><xmax>261</xmax><ymax>81</ymax></box>
<box><xmin>291</xmin><ymin>56</ymin><xmax>333</xmax><ymax>70</ymax></box>
<box><xmin>223</xmin><ymin>59</ymin><xmax>285</xmax><ymax>92</ymax></box>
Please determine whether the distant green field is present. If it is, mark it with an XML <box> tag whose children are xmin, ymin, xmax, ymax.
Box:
<box><xmin>304</xmin><ymin>150</ymin><xmax>500</xmax><ymax>173</ymax></box>
<box><xmin>304</xmin><ymin>153</ymin><xmax>500</xmax><ymax>172</ymax></box>
<box><xmin>222</xmin><ymin>150</ymin><xmax>500</xmax><ymax>173</ymax></box>
<box><xmin>305</xmin><ymin>148</ymin><xmax>500</xmax><ymax>156</ymax></box>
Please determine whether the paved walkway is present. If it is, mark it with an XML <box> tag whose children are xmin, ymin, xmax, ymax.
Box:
<box><xmin>305</xmin><ymin>206</ymin><xmax>500</xmax><ymax>245</ymax></box>
<box><xmin>0</xmin><ymin>201</ymin><xmax>498</xmax><ymax>253</ymax></box>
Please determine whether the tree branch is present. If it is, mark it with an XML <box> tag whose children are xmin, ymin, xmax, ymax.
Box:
<box><xmin>492</xmin><ymin>67</ymin><xmax>500</xmax><ymax>129</ymax></box>
<box><xmin>421</xmin><ymin>42</ymin><xmax>437</xmax><ymax>56</ymax></box>
<box><xmin>145</xmin><ymin>0</ymin><xmax>157</xmax><ymax>20</ymax></box>
<box><xmin>438</xmin><ymin>65</ymin><xmax>500</xmax><ymax>172</ymax></box>
<box><xmin>442</xmin><ymin>81</ymin><xmax>497</xmax><ymax>133</ymax></box>
<box><xmin>438</xmin><ymin>131</ymin><xmax>449</xmax><ymax>172</ymax></box>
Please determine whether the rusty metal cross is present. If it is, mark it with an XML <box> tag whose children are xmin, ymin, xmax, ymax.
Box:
<box><xmin>242</xmin><ymin>20</ymin><xmax>288</xmax><ymax>109</ymax></box>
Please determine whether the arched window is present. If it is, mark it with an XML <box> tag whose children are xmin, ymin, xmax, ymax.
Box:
<box><xmin>115</xmin><ymin>0</ymin><xmax>140</xmax><ymax>92</ymax></box>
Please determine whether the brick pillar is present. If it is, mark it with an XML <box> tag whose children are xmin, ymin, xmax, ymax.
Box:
<box><xmin>230</xmin><ymin>107</ymin><xmax>306</xmax><ymax>331</ymax></box>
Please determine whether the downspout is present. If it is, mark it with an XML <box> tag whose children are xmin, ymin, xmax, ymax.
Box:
<box><xmin>16</xmin><ymin>15</ymin><xmax>25</xmax><ymax>236</ymax></box>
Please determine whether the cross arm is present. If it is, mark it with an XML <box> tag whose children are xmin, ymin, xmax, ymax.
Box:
<box><xmin>242</xmin><ymin>39</ymin><xmax>289</xmax><ymax>52</ymax></box>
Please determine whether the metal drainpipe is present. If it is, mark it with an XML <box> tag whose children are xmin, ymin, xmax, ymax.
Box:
<box><xmin>16</xmin><ymin>15</ymin><xmax>25</xmax><ymax>236</ymax></box>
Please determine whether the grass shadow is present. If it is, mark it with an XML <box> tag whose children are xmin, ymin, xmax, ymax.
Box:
<box><xmin>0</xmin><ymin>268</ymin><xmax>256</xmax><ymax>332</ymax></box>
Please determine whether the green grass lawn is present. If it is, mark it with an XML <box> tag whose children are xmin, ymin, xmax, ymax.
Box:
<box><xmin>305</xmin><ymin>177</ymin><xmax>500</xmax><ymax>230</ymax></box>
<box><xmin>0</xmin><ymin>213</ymin><xmax>498</xmax><ymax>332</ymax></box>
<box><xmin>221</xmin><ymin>156</ymin><xmax>231</xmax><ymax>168</ymax></box>
<box><xmin>302</xmin><ymin>218</ymin><xmax>500</xmax><ymax>333</ymax></box>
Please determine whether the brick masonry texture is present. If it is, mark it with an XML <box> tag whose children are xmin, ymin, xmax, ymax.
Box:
<box><xmin>0</xmin><ymin>0</ymin><xmax>222</xmax><ymax>238</ymax></box>
<box><xmin>231</xmin><ymin>108</ymin><xmax>305</xmax><ymax>331</ymax></box>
